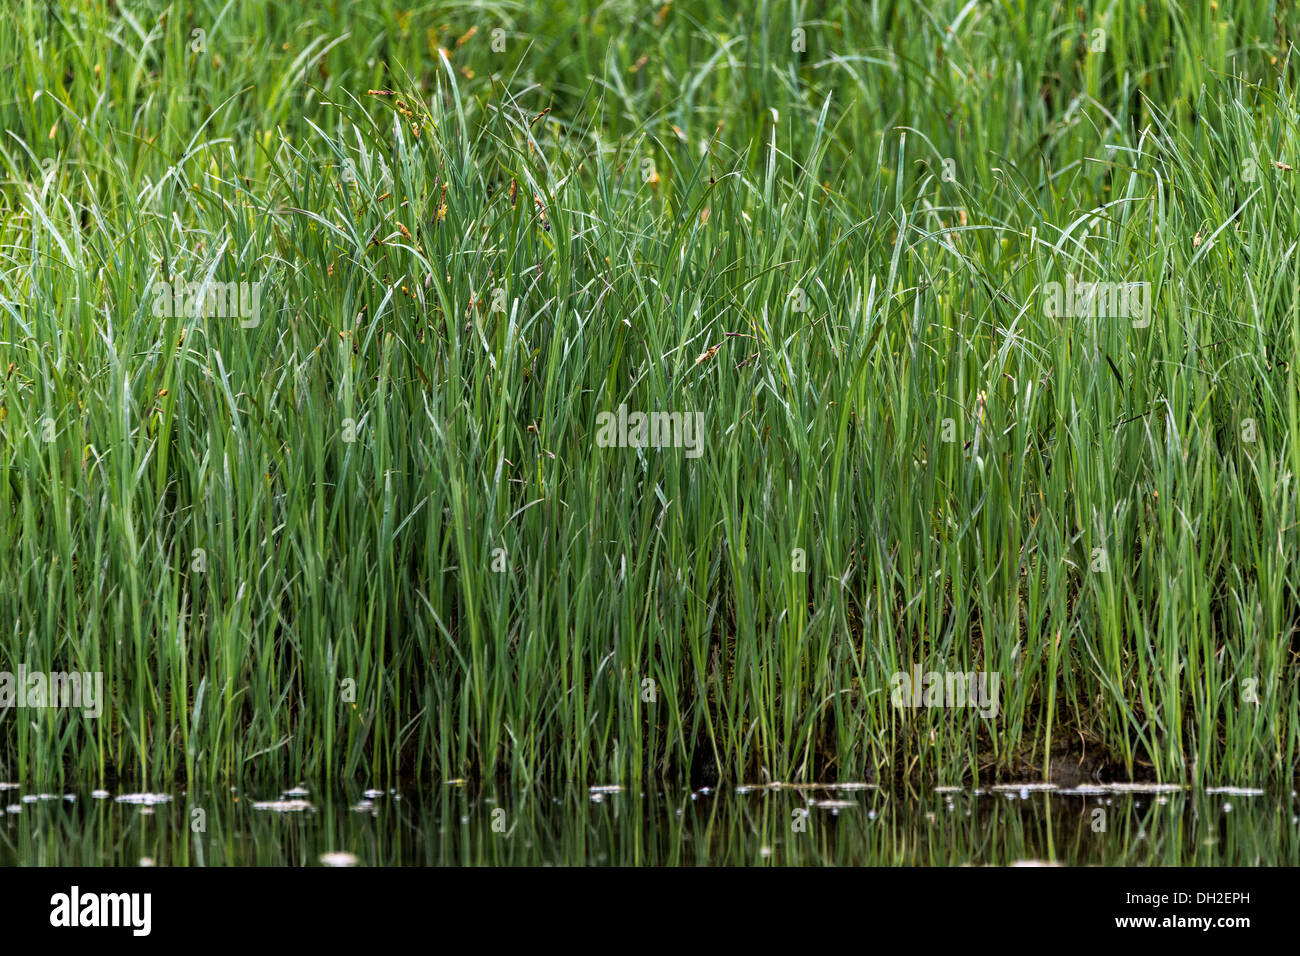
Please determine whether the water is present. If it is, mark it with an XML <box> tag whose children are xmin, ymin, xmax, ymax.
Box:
<box><xmin>1</xmin><ymin>782</ymin><xmax>1296</xmax><ymax>865</ymax></box>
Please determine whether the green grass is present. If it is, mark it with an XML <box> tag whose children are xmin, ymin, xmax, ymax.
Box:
<box><xmin>1</xmin><ymin>0</ymin><xmax>1299</xmax><ymax>791</ymax></box>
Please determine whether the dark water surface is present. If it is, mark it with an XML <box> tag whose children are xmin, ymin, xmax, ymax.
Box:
<box><xmin>2</xmin><ymin>782</ymin><xmax>1296</xmax><ymax>865</ymax></box>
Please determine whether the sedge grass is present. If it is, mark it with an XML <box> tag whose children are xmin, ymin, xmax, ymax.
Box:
<box><xmin>1</xmin><ymin>0</ymin><xmax>1299</xmax><ymax>791</ymax></box>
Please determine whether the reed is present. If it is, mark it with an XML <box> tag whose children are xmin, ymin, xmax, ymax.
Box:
<box><xmin>1</xmin><ymin>0</ymin><xmax>1298</xmax><ymax>790</ymax></box>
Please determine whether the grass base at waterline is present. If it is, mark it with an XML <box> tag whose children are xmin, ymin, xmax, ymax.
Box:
<box><xmin>2</xmin><ymin>0</ymin><xmax>1300</xmax><ymax>790</ymax></box>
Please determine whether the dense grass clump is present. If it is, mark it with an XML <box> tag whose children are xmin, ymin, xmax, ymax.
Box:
<box><xmin>2</xmin><ymin>0</ymin><xmax>1300</xmax><ymax>790</ymax></box>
